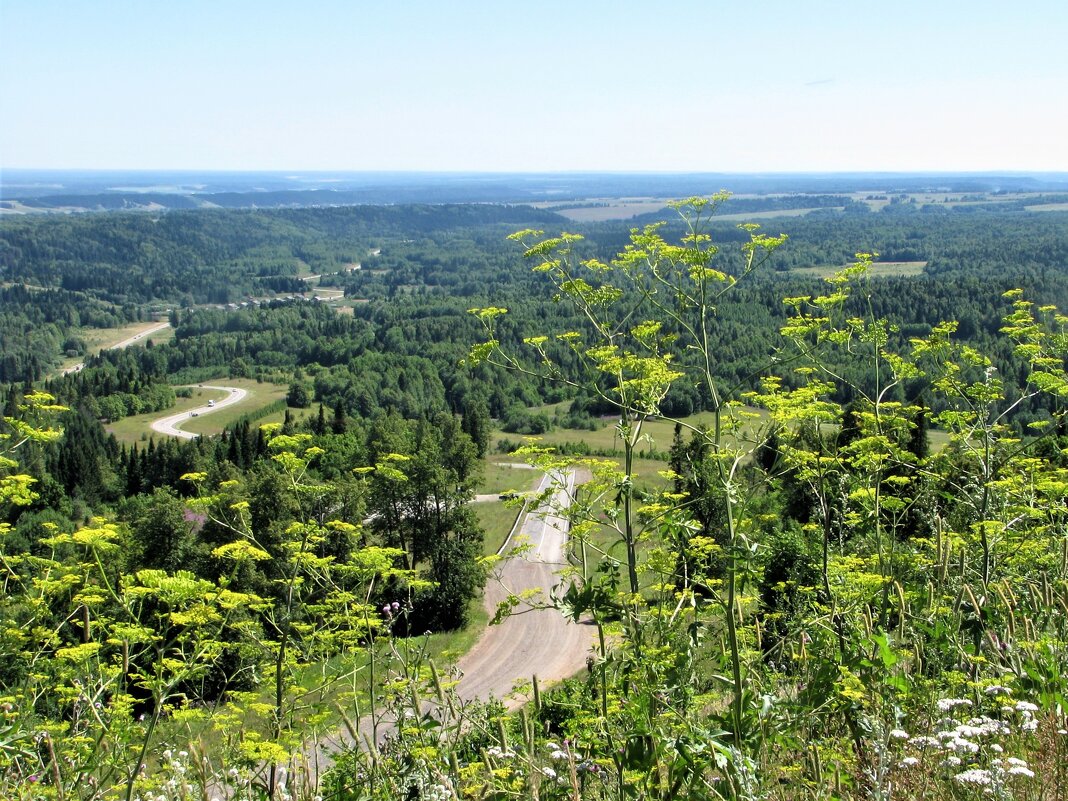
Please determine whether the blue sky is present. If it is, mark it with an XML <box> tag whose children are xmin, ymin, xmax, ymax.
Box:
<box><xmin>2</xmin><ymin>0</ymin><xmax>1066</xmax><ymax>171</ymax></box>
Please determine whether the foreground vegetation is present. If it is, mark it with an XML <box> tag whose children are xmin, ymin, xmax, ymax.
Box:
<box><xmin>2</xmin><ymin>195</ymin><xmax>1068</xmax><ymax>799</ymax></box>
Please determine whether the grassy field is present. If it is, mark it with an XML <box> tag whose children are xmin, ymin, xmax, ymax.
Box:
<box><xmin>106</xmin><ymin>378</ymin><xmax>289</xmax><ymax>444</ymax></box>
<box><xmin>178</xmin><ymin>378</ymin><xmax>290</xmax><ymax>437</ymax></box>
<box><xmin>534</xmin><ymin>199</ymin><xmax>666</xmax><ymax>223</ymax></box>
<box><xmin>490</xmin><ymin>409</ymin><xmax>773</xmax><ymax>502</ymax></box>
<box><xmin>713</xmin><ymin>207</ymin><xmax>840</xmax><ymax>221</ymax></box>
<box><xmin>545</xmin><ymin>202</ymin><xmax>845</xmax><ymax>224</ymax></box>
<box><xmin>57</xmin><ymin>320</ymin><xmax>174</xmax><ymax>374</ymax></box>
<box><xmin>790</xmin><ymin>260</ymin><xmax>927</xmax><ymax>279</ymax></box>
<box><xmin>1026</xmin><ymin>202</ymin><xmax>1068</xmax><ymax>212</ymax></box>
<box><xmin>106</xmin><ymin>386</ymin><xmax>227</xmax><ymax>444</ymax></box>
<box><xmin>493</xmin><ymin>408</ymin><xmax>768</xmax><ymax>457</ymax></box>
<box><xmin>480</xmin><ymin>461</ymin><xmax>544</xmax><ymax>495</ymax></box>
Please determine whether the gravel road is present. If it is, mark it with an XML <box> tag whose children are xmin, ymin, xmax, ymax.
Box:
<box><xmin>455</xmin><ymin>469</ymin><xmax>595</xmax><ymax>704</ymax></box>
<box><xmin>308</xmin><ymin>469</ymin><xmax>595</xmax><ymax>779</ymax></box>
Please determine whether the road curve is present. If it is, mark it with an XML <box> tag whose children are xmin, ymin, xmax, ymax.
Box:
<box><xmin>149</xmin><ymin>385</ymin><xmax>248</xmax><ymax>440</ymax></box>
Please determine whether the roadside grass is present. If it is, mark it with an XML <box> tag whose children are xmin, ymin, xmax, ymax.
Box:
<box><xmin>929</xmin><ymin>428</ymin><xmax>952</xmax><ymax>452</ymax></box>
<box><xmin>255</xmin><ymin>404</ymin><xmax>315</xmax><ymax>430</ymax></box>
<box><xmin>292</xmin><ymin>596</ymin><xmax>491</xmax><ymax>708</ymax></box>
<box><xmin>480</xmin><ymin>461</ymin><xmax>543</xmax><ymax>495</ymax></box>
<box><xmin>180</xmin><ymin>379</ymin><xmax>289</xmax><ymax>436</ymax></box>
<box><xmin>83</xmin><ymin>320</ymin><xmax>172</xmax><ymax>351</ymax></box>
<box><xmin>473</xmin><ymin>499</ymin><xmax>524</xmax><ymax>556</ymax></box>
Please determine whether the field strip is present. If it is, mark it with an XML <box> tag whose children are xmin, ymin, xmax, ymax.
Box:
<box><xmin>61</xmin><ymin>321</ymin><xmax>172</xmax><ymax>375</ymax></box>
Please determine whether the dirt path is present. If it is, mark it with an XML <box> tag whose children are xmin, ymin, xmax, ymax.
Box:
<box><xmin>309</xmin><ymin>469</ymin><xmax>595</xmax><ymax>775</ymax></box>
<box><xmin>148</xmin><ymin>385</ymin><xmax>248</xmax><ymax>439</ymax></box>
<box><xmin>455</xmin><ymin>469</ymin><xmax>595</xmax><ymax>704</ymax></box>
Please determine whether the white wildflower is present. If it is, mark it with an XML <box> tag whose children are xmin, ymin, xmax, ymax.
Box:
<box><xmin>910</xmin><ymin>735</ymin><xmax>941</xmax><ymax>749</ymax></box>
<box><xmin>1014</xmin><ymin>701</ymin><xmax>1039</xmax><ymax>713</ymax></box>
<box><xmin>1009</xmin><ymin>765</ymin><xmax>1035</xmax><ymax>778</ymax></box>
<box><xmin>942</xmin><ymin>756</ymin><xmax>962</xmax><ymax>768</ymax></box>
<box><xmin>541</xmin><ymin>767</ymin><xmax>557</xmax><ymax>779</ymax></box>
<box><xmin>956</xmin><ymin>768</ymin><xmax>992</xmax><ymax>786</ymax></box>
<box><xmin>899</xmin><ymin>756</ymin><xmax>920</xmax><ymax>767</ymax></box>
<box><xmin>984</xmin><ymin>685</ymin><xmax>1013</xmax><ymax>696</ymax></box>
<box><xmin>890</xmin><ymin>728</ymin><xmax>909</xmax><ymax>740</ymax></box>
<box><xmin>937</xmin><ymin>698</ymin><xmax>973</xmax><ymax>712</ymax></box>
<box><xmin>951</xmin><ymin>738</ymin><xmax>979</xmax><ymax>754</ymax></box>
<box><xmin>1006</xmin><ymin>757</ymin><xmax>1028</xmax><ymax>768</ymax></box>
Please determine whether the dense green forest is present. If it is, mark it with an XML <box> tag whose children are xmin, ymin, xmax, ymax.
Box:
<box><xmin>3</xmin><ymin>196</ymin><xmax>1068</xmax><ymax>799</ymax></box>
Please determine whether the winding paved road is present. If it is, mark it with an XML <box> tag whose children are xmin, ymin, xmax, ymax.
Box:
<box><xmin>149</xmin><ymin>385</ymin><xmax>248</xmax><ymax>439</ymax></box>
